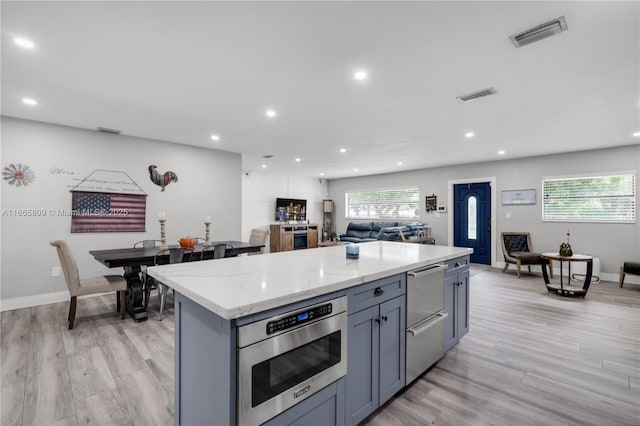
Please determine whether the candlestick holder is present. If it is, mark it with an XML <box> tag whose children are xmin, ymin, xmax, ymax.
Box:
<box><xmin>159</xmin><ymin>219</ymin><xmax>168</xmax><ymax>250</ymax></box>
<box><xmin>203</xmin><ymin>222</ymin><xmax>212</xmax><ymax>247</ymax></box>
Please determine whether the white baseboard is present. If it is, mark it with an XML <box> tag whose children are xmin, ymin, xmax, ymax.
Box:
<box><xmin>492</xmin><ymin>261</ymin><xmax>639</xmax><ymax>285</ymax></box>
<box><xmin>0</xmin><ymin>291</ymin><xmax>115</xmax><ymax>312</ymax></box>
<box><xmin>0</xmin><ymin>291</ymin><xmax>70</xmax><ymax>312</ymax></box>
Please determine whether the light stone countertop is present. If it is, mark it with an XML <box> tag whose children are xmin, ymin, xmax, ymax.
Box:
<box><xmin>147</xmin><ymin>241</ymin><xmax>472</xmax><ymax>320</ymax></box>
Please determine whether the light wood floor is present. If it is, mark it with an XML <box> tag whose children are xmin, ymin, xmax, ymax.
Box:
<box><xmin>2</xmin><ymin>267</ymin><xmax>639</xmax><ymax>425</ymax></box>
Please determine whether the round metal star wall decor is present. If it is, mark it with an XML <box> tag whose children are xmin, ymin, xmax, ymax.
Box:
<box><xmin>2</xmin><ymin>163</ymin><xmax>35</xmax><ymax>187</ymax></box>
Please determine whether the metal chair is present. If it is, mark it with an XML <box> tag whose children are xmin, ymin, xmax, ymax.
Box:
<box><xmin>50</xmin><ymin>240</ymin><xmax>126</xmax><ymax>329</ymax></box>
<box><xmin>133</xmin><ymin>239</ymin><xmax>161</xmax><ymax>248</ymax></box>
<box><xmin>146</xmin><ymin>247</ymin><xmax>185</xmax><ymax>320</ymax></box>
<box><xmin>199</xmin><ymin>243</ymin><xmax>228</xmax><ymax>261</ymax></box>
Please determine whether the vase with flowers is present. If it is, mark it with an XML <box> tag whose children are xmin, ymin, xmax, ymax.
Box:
<box><xmin>559</xmin><ymin>230</ymin><xmax>573</xmax><ymax>257</ymax></box>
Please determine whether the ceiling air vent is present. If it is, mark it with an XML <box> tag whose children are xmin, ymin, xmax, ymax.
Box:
<box><xmin>510</xmin><ymin>16</ymin><xmax>568</xmax><ymax>48</ymax></box>
<box><xmin>97</xmin><ymin>126</ymin><xmax>122</xmax><ymax>134</ymax></box>
<box><xmin>456</xmin><ymin>87</ymin><xmax>497</xmax><ymax>103</ymax></box>
<box><xmin>262</xmin><ymin>155</ymin><xmax>274</xmax><ymax>159</ymax></box>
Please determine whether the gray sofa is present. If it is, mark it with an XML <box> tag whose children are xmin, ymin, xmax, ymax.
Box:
<box><xmin>338</xmin><ymin>221</ymin><xmax>425</xmax><ymax>243</ymax></box>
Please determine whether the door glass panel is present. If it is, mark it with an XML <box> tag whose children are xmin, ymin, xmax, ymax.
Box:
<box><xmin>468</xmin><ymin>196</ymin><xmax>477</xmax><ymax>240</ymax></box>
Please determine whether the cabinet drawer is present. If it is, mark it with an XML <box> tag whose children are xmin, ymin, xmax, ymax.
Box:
<box><xmin>444</xmin><ymin>255</ymin><xmax>470</xmax><ymax>277</ymax></box>
<box><xmin>347</xmin><ymin>274</ymin><xmax>405</xmax><ymax>313</ymax></box>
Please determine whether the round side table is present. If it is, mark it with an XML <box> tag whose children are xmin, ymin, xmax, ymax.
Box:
<box><xmin>541</xmin><ymin>253</ymin><xmax>593</xmax><ymax>297</ymax></box>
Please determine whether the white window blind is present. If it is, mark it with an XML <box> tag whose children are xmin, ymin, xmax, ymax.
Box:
<box><xmin>346</xmin><ymin>188</ymin><xmax>419</xmax><ymax>219</ymax></box>
<box><xmin>542</xmin><ymin>173</ymin><xmax>636</xmax><ymax>222</ymax></box>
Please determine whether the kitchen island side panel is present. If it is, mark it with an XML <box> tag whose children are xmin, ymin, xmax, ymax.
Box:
<box><xmin>175</xmin><ymin>292</ymin><xmax>236</xmax><ymax>426</ymax></box>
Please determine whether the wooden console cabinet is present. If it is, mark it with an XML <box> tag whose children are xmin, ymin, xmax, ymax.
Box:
<box><xmin>270</xmin><ymin>223</ymin><xmax>319</xmax><ymax>252</ymax></box>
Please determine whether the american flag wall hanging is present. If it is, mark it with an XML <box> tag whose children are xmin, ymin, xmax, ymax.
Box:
<box><xmin>70</xmin><ymin>170</ymin><xmax>147</xmax><ymax>233</ymax></box>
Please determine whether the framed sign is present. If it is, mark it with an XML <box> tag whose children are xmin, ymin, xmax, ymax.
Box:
<box><xmin>425</xmin><ymin>194</ymin><xmax>437</xmax><ymax>212</ymax></box>
<box><xmin>502</xmin><ymin>189</ymin><xmax>536</xmax><ymax>205</ymax></box>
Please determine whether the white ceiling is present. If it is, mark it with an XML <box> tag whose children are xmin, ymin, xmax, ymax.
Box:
<box><xmin>2</xmin><ymin>1</ymin><xmax>639</xmax><ymax>179</ymax></box>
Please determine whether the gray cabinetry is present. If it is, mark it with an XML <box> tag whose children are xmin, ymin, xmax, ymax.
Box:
<box><xmin>346</xmin><ymin>274</ymin><xmax>406</xmax><ymax>425</ymax></box>
<box><xmin>444</xmin><ymin>256</ymin><xmax>470</xmax><ymax>352</ymax></box>
<box><xmin>262</xmin><ymin>378</ymin><xmax>345</xmax><ymax>426</ymax></box>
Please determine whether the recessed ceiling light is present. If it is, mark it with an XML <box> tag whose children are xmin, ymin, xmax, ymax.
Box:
<box><xmin>295</xmin><ymin>158</ymin><xmax>301</xmax><ymax>162</ymax></box>
<box><xmin>498</xmin><ymin>150</ymin><xmax>506</xmax><ymax>155</ymax></box>
<box><xmin>266</xmin><ymin>109</ymin><xmax>277</xmax><ymax>118</ymax></box>
<box><xmin>22</xmin><ymin>98</ymin><xmax>37</xmax><ymax>106</ymax></box>
<box><xmin>210</xmin><ymin>134</ymin><xmax>220</xmax><ymax>141</ymax></box>
<box><xmin>465</xmin><ymin>132</ymin><xmax>474</xmax><ymax>138</ymax></box>
<box><xmin>261</xmin><ymin>164</ymin><xmax>267</xmax><ymax>168</ymax></box>
<box><xmin>633</xmin><ymin>131</ymin><xmax>640</xmax><ymax>137</ymax></box>
<box><xmin>14</xmin><ymin>37</ymin><xmax>35</xmax><ymax>49</ymax></box>
<box><xmin>340</xmin><ymin>148</ymin><xmax>347</xmax><ymax>153</ymax></box>
<box><xmin>353</xmin><ymin>168</ymin><xmax>359</xmax><ymax>172</ymax></box>
<box><xmin>354</xmin><ymin>70</ymin><xmax>368</xmax><ymax>81</ymax></box>
<box><xmin>397</xmin><ymin>162</ymin><xmax>403</xmax><ymax>166</ymax></box>
<box><xmin>320</xmin><ymin>173</ymin><xmax>325</xmax><ymax>176</ymax></box>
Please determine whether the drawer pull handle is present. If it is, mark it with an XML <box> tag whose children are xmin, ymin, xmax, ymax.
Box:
<box><xmin>373</xmin><ymin>287</ymin><xmax>384</xmax><ymax>296</ymax></box>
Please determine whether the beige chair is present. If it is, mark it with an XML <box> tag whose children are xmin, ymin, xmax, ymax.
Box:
<box><xmin>501</xmin><ymin>232</ymin><xmax>552</xmax><ymax>279</ymax></box>
<box><xmin>50</xmin><ymin>240</ymin><xmax>126</xmax><ymax>329</ymax></box>
<box><xmin>249</xmin><ymin>228</ymin><xmax>270</xmax><ymax>254</ymax></box>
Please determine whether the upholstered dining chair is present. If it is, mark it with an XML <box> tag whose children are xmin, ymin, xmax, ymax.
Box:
<box><xmin>145</xmin><ymin>247</ymin><xmax>186</xmax><ymax>321</ymax></box>
<box><xmin>501</xmin><ymin>232</ymin><xmax>553</xmax><ymax>279</ymax></box>
<box><xmin>50</xmin><ymin>240</ymin><xmax>126</xmax><ymax>329</ymax></box>
<box><xmin>249</xmin><ymin>228</ymin><xmax>270</xmax><ymax>254</ymax></box>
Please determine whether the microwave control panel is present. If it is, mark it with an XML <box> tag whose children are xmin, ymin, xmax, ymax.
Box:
<box><xmin>266</xmin><ymin>303</ymin><xmax>333</xmax><ymax>334</ymax></box>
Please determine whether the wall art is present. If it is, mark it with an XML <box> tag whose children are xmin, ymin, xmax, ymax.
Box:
<box><xmin>70</xmin><ymin>170</ymin><xmax>147</xmax><ymax>233</ymax></box>
<box><xmin>501</xmin><ymin>189</ymin><xmax>536</xmax><ymax>205</ymax></box>
<box><xmin>148</xmin><ymin>165</ymin><xmax>178</xmax><ymax>191</ymax></box>
<box><xmin>2</xmin><ymin>163</ymin><xmax>35</xmax><ymax>187</ymax></box>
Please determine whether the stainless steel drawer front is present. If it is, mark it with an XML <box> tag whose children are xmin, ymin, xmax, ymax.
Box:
<box><xmin>406</xmin><ymin>264</ymin><xmax>447</xmax><ymax>327</ymax></box>
<box><xmin>406</xmin><ymin>312</ymin><xmax>447</xmax><ymax>384</ymax></box>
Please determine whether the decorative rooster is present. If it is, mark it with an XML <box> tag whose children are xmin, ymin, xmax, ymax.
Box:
<box><xmin>148</xmin><ymin>165</ymin><xmax>178</xmax><ymax>191</ymax></box>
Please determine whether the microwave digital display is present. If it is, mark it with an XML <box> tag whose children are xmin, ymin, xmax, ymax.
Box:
<box><xmin>266</xmin><ymin>303</ymin><xmax>333</xmax><ymax>334</ymax></box>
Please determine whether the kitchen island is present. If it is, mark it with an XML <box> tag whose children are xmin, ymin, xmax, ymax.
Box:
<box><xmin>148</xmin><ymin>241</ymin><xmax>472</xmax><ymax>426</ymax></box>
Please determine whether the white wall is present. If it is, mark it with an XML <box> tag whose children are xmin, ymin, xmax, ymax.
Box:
<box><xmin>1</xmin><ymin>117</ymin><xmax>242</xmax><ymax>309</ymax></box>
<box><xmin>241</xmin><ymin>170</ymin><xmax>328</xmax><ymax>251</ymax></box>
<box><xmin>328</xmin><ymin>145</ymin><xmax>640</xmax><ymax>280</ymax></box>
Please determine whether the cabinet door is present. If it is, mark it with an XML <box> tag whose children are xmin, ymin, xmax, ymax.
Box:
<box><xmin>307</xmin><ymin>228</ymin><xmax>318</xmax><ymax>248</ymax></box>
<box><xmin>346</xmin><ymin>306</ymin><xmax>379</xmax><ymax>426</ymax></box>
<box><xmin>378</xmin><ymin>296</ymin><xmax>405</xmax><ymax>405</ymax></box>
<box><xmin>444</xmin><ymin>274</ymin><xmax>458</xmax><ymax>352</ymax></box>
<box><xmin>456</xmin><ymin>270</ymin><xmax>470</xmax><ymax>340</ymax></box>
<box><xmin>281</xmin><ymin>233</ymin><xmax>294</xmax><ymax>251</ymax></box>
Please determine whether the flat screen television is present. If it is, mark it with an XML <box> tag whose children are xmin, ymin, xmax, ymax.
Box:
<box><xmin>275</xmin><ymin>198</ymin><xmax>307</xmax><ymax>222</ymax></box>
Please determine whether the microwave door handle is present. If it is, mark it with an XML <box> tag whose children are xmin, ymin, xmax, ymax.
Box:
<box><xmin>407</xmin><ymin>312</ymin><xmax>448</xmax><ymax>337</ymax></box>
<box><xmin>407</xmin><ymin>264</ymin><xmax>448</xmax><ymax>279</ymax></box>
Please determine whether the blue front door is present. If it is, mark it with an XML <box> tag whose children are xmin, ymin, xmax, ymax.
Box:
<box><xmin>454</xmin><ymin>182</ymin><xmax>491</xmax><ymax>265</ymax></box>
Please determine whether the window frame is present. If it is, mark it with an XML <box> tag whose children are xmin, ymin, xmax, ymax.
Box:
<box><xmin>344</xmin><ymin>186</ymin><xmax>420</xmax><ymax>220</ymax></box>
<box><xmin>541</xmin><ymin>171</ymin><xmax>636</xmax><ymax>224</ymax></box>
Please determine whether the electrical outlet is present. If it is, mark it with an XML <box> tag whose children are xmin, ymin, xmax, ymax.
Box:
<box><xmin>52</xmin><ymin>266</ymin><xmax>61</xmax><ymax>277</ymax></box>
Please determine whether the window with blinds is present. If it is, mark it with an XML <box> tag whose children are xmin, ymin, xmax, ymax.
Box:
<box><xmin>345</xmin><ymin>188</ymin><xmax>419</xmax><ymax>219</ymax></box>
<box><xmin>542</xmin><ymin>173</ymin><xmax>636</xmax><ymax>223</ymax></box>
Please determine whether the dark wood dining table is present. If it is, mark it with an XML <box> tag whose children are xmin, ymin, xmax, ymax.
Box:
<box><xmin>90</xmin><ymin>241</ymin><xmax>264</xmax><ymax>321</ymax></box>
